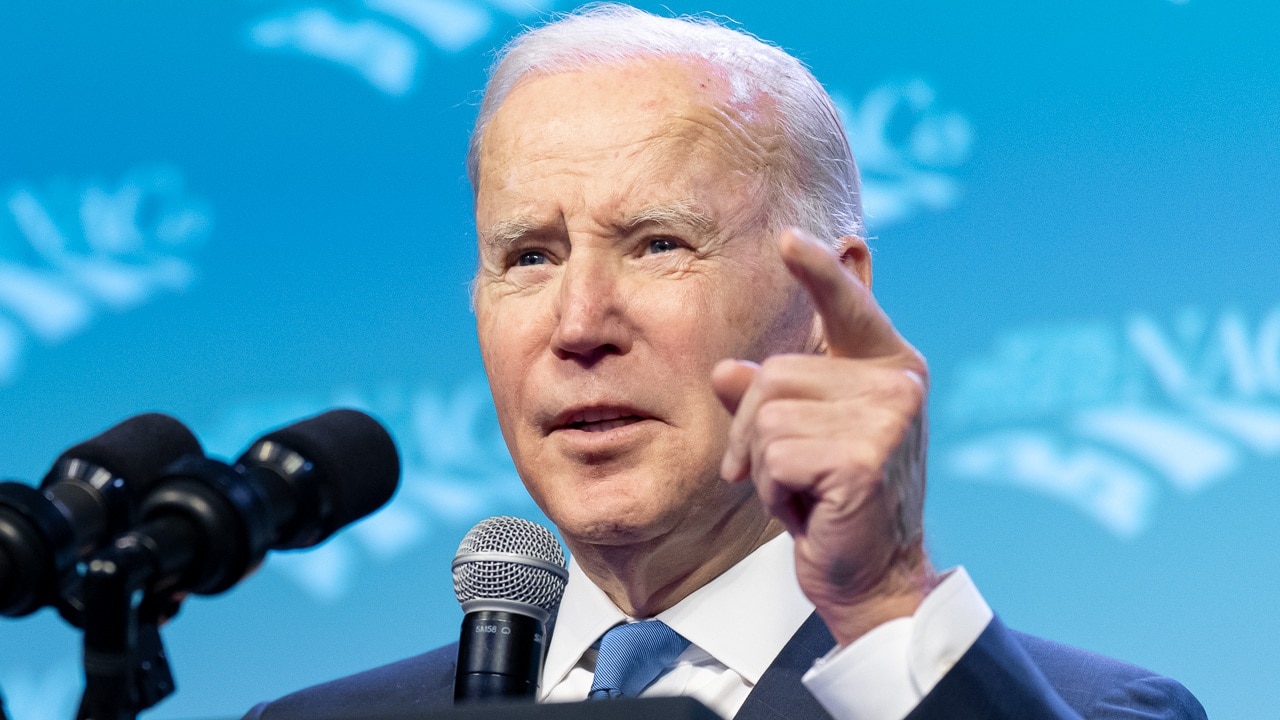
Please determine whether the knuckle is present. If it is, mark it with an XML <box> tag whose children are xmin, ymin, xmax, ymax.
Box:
<box><xmin>904</xmin><ymin>350</ymin><xmax>930</xmax><ymax>386</ymax></box>
<box><xmin>754</xmin><ymin>369</ymin><xmax>781</xmax><ymax>397</ymax></box>
<box><xmin>757</xmin><ymin>355</ymin><xmax>800</xmax><ymax>390</ymax></box>
<box><xmin>755</xmin><ymin>401</ymin><xmax>789</xmax><ymax>435</ymax></box>
<box><xmin>881</xmin><ymin>368</ymin><xmax>926</xmax><ymax>409</ymax></box>
<box><xmin>759</xmin><ymin>355</ymin><xmax>790</xmax><ymax>374</ymax></box>
<box><xmin>761</xmin><ymin>441</ymin><xmax>793</xmax><ymax>474</ymax></box>
<box><xmin>901</xmin><ymin>374</ymin><xmax>927</xmax><ymax>407</ymax></box>
<box><xmin>842</xmin><ymin>443</ymin><xmax>883</xmax><ymax>477</ymax></box>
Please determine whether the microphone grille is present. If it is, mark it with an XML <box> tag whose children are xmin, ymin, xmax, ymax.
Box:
<box><xmin>452</xmin><ymin>516</ymin><xmax>568</xmax><ymax>617</ymax></box>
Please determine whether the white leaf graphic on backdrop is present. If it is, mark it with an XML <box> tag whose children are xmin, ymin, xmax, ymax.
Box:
<box><xmin>0</xmin><ymin>167</ymin><xmax>211</xmax><ymax>386</ymax></box>
<box><xmin>249</xmin><ymin>0</ymin><xmax>556</xmax><ymax>95</ymax></box>
<box><xmin>943</xmin><ymin>308</ymin><xmax>1280</xmax><ymax>537</ymax></box>
<box><xmin>835</xmin><ymin>79</ymin><xmax>974</xmax><ymax>229</ymax></box>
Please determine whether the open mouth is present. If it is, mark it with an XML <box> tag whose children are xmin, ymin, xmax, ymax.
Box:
<box><xmin>566</xmin><ymin>416</ymin><xmax>644</xmax><ymax>433</ymax></box>
<box><xmin>557</xmin><ymin>407</ymin><xmax>649</xmax><ymax>433</ymax></box>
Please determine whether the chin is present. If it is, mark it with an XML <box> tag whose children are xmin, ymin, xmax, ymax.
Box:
<box><xmin>550</xmin><ymin>500</ymin><xmax>674</xmax><ymax>549</ymax></box>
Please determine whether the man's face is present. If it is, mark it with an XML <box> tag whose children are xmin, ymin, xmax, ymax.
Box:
<box><xmin>473</xmin><ymin>58</ymin><xmax>818</xmax><ymax>552</ymax></box>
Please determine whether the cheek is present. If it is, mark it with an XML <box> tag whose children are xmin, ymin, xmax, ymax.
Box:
<box><xmin>698</xmin><ymin>266</ymin><xmax>811</xmax><ymax>362</ymax></box>
<box><xmin>632</xmin><ymin>261</ymin><xmax>810</xmax><ymax>375</ymax></box>
<box><xmin>476</xmin><ymin>303</ymin><xmax>533</xmax><ymax>412</ymax></box>
<box><xmin>637</xmin><ymin>278</ymin><xmax>731</xmax><ymax>368</ymax></box>
<box><xmin>762</xmin><ymin>282</ymin><xmax>819</xmax><ymax>354</ymax></box>
<box><xmin>477</xmin><ymin>306</ymin><xmax>546</xmax><ymax>486</ymax></box>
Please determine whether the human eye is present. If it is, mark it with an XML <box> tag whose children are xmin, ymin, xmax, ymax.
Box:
<box><xmin>514</xmin><ymin>250</ymin><xmax>549</xmax><ymax>267</ymax></box>
<box><xmin>645</xmin><ymin>236</ymin><xmax>683</xmax><ymax>254</ymax></box>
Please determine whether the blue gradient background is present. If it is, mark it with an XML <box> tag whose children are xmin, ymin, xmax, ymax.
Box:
<box><xmin>1</xmin><ymin>1</ymin><xmax>1276</xmax><ymax>718</ymax></box>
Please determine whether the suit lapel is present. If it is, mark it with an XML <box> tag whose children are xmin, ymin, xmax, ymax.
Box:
<box><xmin>734</xmin><ymin>612</ymin><xmax>835</xmax><ymax>720</ymax></box>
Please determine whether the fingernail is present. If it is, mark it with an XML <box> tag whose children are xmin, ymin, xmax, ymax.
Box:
<box><xmin>723</xmin><ymin>454</ymin><xmax>751</xmax><ymax>483</ymax></box>
<box><xmin>720</xmin><ymin>455</ymin><xmax>738</xmax><ymax>482</ymax></box>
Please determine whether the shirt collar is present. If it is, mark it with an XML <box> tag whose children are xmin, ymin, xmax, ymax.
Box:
<box><xmin>540</xmin><ymin>533</ymin><xmax>814</xmax><ymax>697</ymax></box>
<box><xmin>540</xmin><ymin>556</ymin><xmax>629</xmax><ymax>699</ymax></box>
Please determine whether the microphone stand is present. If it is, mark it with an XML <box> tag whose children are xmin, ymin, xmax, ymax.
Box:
<box><xmin>75</xmin><ymin>537</ymin><xmax>177</xmax><ymax>720</ymax></box>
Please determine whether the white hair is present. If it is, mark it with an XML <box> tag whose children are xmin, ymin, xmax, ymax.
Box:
<box><xmin>466</xmin><ymin>3</ymin><xmax>864</xmax><ymax>242</ymax></box>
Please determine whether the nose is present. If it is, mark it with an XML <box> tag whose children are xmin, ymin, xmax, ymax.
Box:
<box><xmin>550</xmin><ymin>252</ymin><xmax>632</xmax><ymax>363</ymax></box>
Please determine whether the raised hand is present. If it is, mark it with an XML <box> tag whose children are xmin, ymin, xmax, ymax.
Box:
<box><xmin>712</xmin><ymin>228</ymin><xmax>936</xmax><ymax>646</ymax></box>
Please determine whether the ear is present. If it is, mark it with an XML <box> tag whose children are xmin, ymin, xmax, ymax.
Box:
<box><xmin>837</xmin><ymin>235</ymin><xmax>872</xmax><ymax>288</ymax></box>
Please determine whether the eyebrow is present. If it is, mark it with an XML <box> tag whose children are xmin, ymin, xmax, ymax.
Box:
<box><xmin>478</xmin><ymin>217</ymin><xmax>545</xmax><ymax>256</ymax></box>
<box><xmin>477</xmin><ymin>200</ymin><xmax>718</xmax><ymax>255</ymax></box>
<box><xmin>618</xmin><ymin>200</ymin><xmax>716</xmax><ymax>236</ymax></box>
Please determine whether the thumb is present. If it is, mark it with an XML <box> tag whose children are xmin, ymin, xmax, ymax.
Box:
<box><xmin>711</xmin><ymin>358</ymin><xmax>759</xmax><ymax>414</ymax></box>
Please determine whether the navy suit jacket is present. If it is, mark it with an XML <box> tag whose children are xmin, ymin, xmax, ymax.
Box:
<box><xmin>244</xmin><ymin>613</ymin><xmax>1204</xmax><ymax>720</ymax></box>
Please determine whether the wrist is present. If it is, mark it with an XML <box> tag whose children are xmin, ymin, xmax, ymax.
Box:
<box><xmin>816</xmin><ymin>547</ymin><xmax>938</xmax><ymax>647</ymax></box>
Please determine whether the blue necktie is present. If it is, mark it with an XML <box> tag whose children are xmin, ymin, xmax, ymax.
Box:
<box><xmin>588</xmin><ymin>620</ymin><xmax>690</xmax><ymax>700</ymax></box>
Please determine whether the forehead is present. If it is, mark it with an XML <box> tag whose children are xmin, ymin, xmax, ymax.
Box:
<box><xmin>488</xmin><ymin>56</ymin><xmax>748</xmax><ymax>136</ymax></box>
<box><xmin>475</xmin><ymin>57</ymin><xmax>778</xmax><ymax>226</ymax></box>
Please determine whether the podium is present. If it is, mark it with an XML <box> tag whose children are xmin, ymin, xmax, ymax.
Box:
<box><xmin>419</xmin><ymin>697</ymin><xmax>720</xmax><ymax>720</ymax></box>
<box><xmin>196</xmin><ymin>697</ymin><xmax>721</xmax><ymax>720</ymax></box>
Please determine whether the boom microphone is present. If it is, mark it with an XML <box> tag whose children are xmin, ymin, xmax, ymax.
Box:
<box><xmin>452</xmin><ymin>516</ymin><xmax>568</xmax><ymax>703</ymax></box>
<box><xmin>100</xmin><ymin>408</ymin><xmax>401</xmax><ymax>598</ymax></box>
<box><xmin>73</xmin><ymin>409</ymin><xmax>399</xmax><ymax>720</ymax></box>
<box><xmin>0</xmin><ymin>413</ymin><xmax>203</xmax><ymax>616</ymax></box>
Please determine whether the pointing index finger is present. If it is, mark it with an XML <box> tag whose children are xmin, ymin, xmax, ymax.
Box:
<box><xmin>780</xmin><ymin>228</ymin><xmax>912</xmax><ymax>363</ymax></box>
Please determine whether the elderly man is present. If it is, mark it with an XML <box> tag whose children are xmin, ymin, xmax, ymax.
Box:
<box><xmin>247</xmin><ymin>5</ymin><xmax>1204</xmax><ymax>719</ymax></box>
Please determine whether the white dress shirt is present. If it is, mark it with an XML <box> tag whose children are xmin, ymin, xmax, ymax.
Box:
<box><xmin>802</xmin><ymin>565</ymin><xmax>993</xmax><ymax>720</ymax></box>
<box><xmin>541</xmin><ymin>533</ymin><xmax>993</xmax><ymax>720</ymax></box>
<box><xmin>541</xmin><ymin>534</ymin><xmax>813</xmax><ymax>717</ymax></box>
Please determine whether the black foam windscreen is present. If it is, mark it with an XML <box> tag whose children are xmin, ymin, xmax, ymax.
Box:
<box><xmin>256</xmin><ymin>409</ymin><xmax>400</xmax><ymax>533</ymax></box>
<box><xmin>47</xmin><ymin>413</ymin><xmax>204</xmax><ymax>487</ymax></box>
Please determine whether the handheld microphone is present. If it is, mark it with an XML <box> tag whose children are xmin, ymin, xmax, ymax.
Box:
<box><xmin>452</xmin><ymin>516</ymin><xmax>568</xmax><ymax>704</ymax></box>
<box><xmin>100</xmin><ymin>408</ymin><xmax>401</xmax><ymax>598</ymax></box>
<box><xmin>0</xmin><ymin>413</ymin><xmax>202</xmax><ymax>617</ymax></box>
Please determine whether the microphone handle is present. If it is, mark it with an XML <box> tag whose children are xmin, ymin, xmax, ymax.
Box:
<box><xmin>454</xmin><ymin>610</ymin><xmax>547</xmax><ymax>703</ymax></box>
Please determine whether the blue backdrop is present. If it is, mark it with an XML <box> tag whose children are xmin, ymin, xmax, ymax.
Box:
<box><xmin>1</xmin><ymin>1</ymin><xmax>1275</xmax><ymax>718</ymax></box>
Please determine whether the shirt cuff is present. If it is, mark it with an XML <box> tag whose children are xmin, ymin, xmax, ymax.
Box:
<box><xmin>800</xmin><ymin>567</ymin><xmax>994</xmax><ymax>720</ymax></box>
